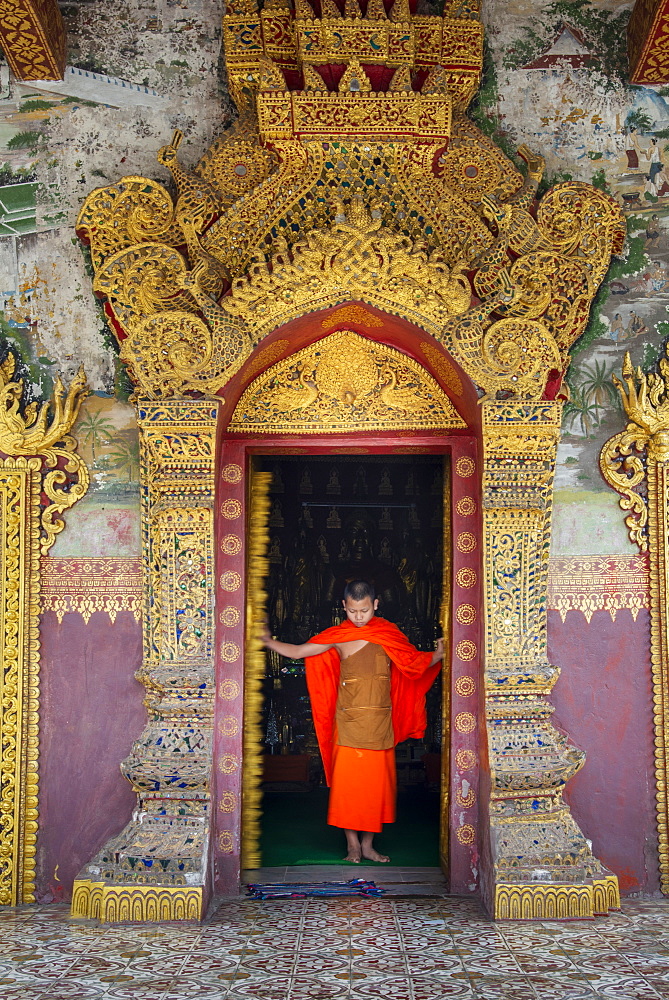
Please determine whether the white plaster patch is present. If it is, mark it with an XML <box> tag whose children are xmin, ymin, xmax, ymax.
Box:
<box><xmin>27</xmin><ymin>231</ymin><xmax>112</xmax><ymax>391</ymax></box>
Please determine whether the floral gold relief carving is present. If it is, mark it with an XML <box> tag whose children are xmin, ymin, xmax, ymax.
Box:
<box><xmin>220</xmin><ymin>607</ymin><xmax>241</xmax><ymax>628</ymax></box>
<box><xmin>484</xmin><ymin>402</ymin><xmax>619</xmax><ymax>920</ymax></box>
<box><xmin>455</xmin><ymin>676</ymin><xmax>476</xmax><ymax>698</ymax></box>
<box><xmin>456</xmin><ymin>749</ymin><xmax>477</xmax><ymax>771</ymax></box>
<box><xmin>230</xmin><ymin>331</ymin><xmax>466</xmax><ymax>434</ymax></box>
<box><xmin>456</xmin><ymin>567</ymin><xmax>477</xmax><ymax>589</ymax></box>
<box><xmin>72</xmin><ymin>401</ymin><xmax>219</xmax><ymax>923</ymax></box>
<box><xmin>455</xmin><ymin>457</ymin><xmax>475</xmax><ymax>478</ymax></box>
<box><xmin>219</xmin><ymin>679</ymin><xmax>240</xmax><ymax>701</ymax></box>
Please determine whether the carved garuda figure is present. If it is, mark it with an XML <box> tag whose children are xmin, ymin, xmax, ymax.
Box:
<box><xmin>76</xmin><ymin>0</ymin><xmax>624</xmax><ymax>403</ymax></box>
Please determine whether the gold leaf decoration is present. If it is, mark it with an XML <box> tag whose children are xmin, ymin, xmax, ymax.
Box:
<box><xmin>229</xmin><ymin>331</ymin><xmax>466</xmax><ymax>434</ymax></box>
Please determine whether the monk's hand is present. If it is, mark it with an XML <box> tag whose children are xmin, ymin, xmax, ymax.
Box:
<box><xmin>434</xmin><ymin>637</ymin><xmax>444</xmax><ymax>659</ymax></box>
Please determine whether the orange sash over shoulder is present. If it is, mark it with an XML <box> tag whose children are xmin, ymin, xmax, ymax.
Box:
<box><xmin>305</xmin><ymin>617</ymin><xmax>441</xmax><ymax>786</ymax></box>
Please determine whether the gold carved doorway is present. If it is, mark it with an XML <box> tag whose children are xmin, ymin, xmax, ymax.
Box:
<box><xmin>243</xmin><ymin>451</ymin><xmax>454</xmax><ymax>873</ymax></box>
<box><xmin>232</xmin><ymin>328</ymin><xmax>476</xmax><ymax>886</ymax></box>
<box><xmin>71</xmin><ymin>0</ymin><xmax>627</xmax><ymax>921</ymax></box>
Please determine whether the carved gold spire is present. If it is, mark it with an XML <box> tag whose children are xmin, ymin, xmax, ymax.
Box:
<box><xmin>0</xmin><ymin>352</ymin><xmax>89</xmax><ymax>906</ymax></box>
<box><xmin>601</xmin><ymin>347</ymin><xmax>669</xmax><ymax>895</ymax></box>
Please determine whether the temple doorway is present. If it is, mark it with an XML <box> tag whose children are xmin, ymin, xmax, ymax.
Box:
<box><xmin>255</xmin><ymin>453</ymin><xmax>448</xmax><ymax>869</ymax></box>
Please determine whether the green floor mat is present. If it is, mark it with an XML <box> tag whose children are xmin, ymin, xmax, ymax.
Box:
<box><xmin>259</xmin><ymin>785</ymin><xmax>440</xmax><ymax>867</ymax></box>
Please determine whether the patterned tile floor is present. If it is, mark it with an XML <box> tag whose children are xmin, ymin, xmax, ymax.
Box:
<box><xmin>0</xmin><ymin>891</ymin><xmax>668</xmax><ymax>999</ymax></box>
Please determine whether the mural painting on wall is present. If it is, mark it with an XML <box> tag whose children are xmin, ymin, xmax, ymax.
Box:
<box><xmin>0</xmin><ymin>1</ymin><xmax>228</xmax><ymax>558</ymax></box>
<box><xmin>482</xmin><ymin>1</ymin><xmax>669</xmax><ymax>506</ymax></box>
<box><xmin>0</xmin><ymin>0</ymin><xmax>662</xmax><ymax>542</ymax></box>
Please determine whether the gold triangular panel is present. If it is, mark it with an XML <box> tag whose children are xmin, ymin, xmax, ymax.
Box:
<box><xmin>229</xmin><ymin>331</ymin><xmax>466</xmax><ymax>434</ymax></box>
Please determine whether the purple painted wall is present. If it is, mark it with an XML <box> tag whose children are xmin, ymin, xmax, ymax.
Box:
<box><xmin>36</xmin><ymin>610</ymin><xmax>145</xmax><ymax>902</ymax></box>
<box><xmin>548</xmin><ymin>608</ymin><xmax>660</xmax><ymax>895</ymax></box>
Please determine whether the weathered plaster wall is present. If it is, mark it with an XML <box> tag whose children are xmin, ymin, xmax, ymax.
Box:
<box><xmin>548</xmin><ymin>608</ymin><xmax>660</xmax><ymax>895</ymax></box>
<box><xmin>23</xmin><ymin>0</ymin><xmax>229</xmax><ymax>899</ymax></box>
<box><xmin>36</xmin><ymin>611</ymin><xmax>145</xmax><ymax>902</ymax></box>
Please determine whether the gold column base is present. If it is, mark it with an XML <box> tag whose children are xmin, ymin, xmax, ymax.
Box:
<box><xmin>71</xmin><ymin>879</ymin><xmax>203</xmax><ymax>923</ymax></box>
<box><xmin>494</xmin><ymin>872</ymin><xmax>620</xmax><ymax>920</ymax></box>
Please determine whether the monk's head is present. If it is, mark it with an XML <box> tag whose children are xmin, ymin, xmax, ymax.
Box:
<box><xmin>342</xmin><ymin>580</ymin><xmax>378</xmax><ymax>627</ymax></box>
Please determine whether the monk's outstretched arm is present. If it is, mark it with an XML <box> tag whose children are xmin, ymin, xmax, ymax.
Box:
<box><xmin>429</xmin><ymin>637</ymin><xmax>444</xmax><ymax>667</ymax></box>
<box><xmin>262</xmin><ymin>632</ymin><xmax>332</xmax><ymax>659</ymax></box>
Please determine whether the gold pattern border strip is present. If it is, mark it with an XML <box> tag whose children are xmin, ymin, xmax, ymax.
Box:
<box><xmin>39</xmin><ymin>553</ymin><xmax>651</xmax><ymax>626</ymax></box>
<box><xmin>40</xmin><ymin>557</ymin><xmax>143</xmax><ymax>623</ymax></box>
<box><xmin>547</xmin><ymin>554</ymin><xmax>650</xmax><ymax>623</ymax></box>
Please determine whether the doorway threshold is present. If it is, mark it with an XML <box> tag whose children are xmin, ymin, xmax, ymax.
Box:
<box><xmin>242</xmin><ymin>865</ymin><xmax>447</xmax><ymax>895</ymax></box>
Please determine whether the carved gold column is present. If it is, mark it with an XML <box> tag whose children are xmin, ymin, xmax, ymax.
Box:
<box><xmin>72</xmin><ymin>399</ymin><xmax>220</xmax><ymax>923</ymax></box>
<box><xmin>482</xmin><ymin>401</ymin><xmax>620</xmax><ymax>919</ymax></box>
<box><xmin>601</xmin><ymin>350</ymin><xmax>669</xmax><ymax>894</ymax></box>
<box><xmin>0</xmin><ymin>355</ymin><xmax>89</xmax><ymax>904</ymax></box>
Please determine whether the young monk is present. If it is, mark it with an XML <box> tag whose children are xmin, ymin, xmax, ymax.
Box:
<box><xmin>262</xmin><ymin>580</ymin><xmax>443</xmax><ymax>863</ymax></box>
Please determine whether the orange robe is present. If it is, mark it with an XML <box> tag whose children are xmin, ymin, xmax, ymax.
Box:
<box><xmin>305</xmin><ymin>617</ymin><xmax>440</xmax><ymax>832</ymax></box>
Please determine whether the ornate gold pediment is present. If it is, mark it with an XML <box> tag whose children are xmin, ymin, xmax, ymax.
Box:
<box><xmin>228</xmin><ymin>330</ymin><xmax>466</xmax><ymax>434</ymax></box>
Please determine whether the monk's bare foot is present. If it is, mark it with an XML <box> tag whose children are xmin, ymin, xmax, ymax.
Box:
<box><xmin>360</xmin><ymin>833</ymin><xmax>390</xmax><ymax>863</ymax></box>
<box><xmin>361</xmin><ymin>846</ymin><xmax>390</xmax><ymax>863</ymax></box>
<box><xmin>344</xmin><ymin>830</ymin><xmax>362</xmax><ymax>863</ymax></box>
